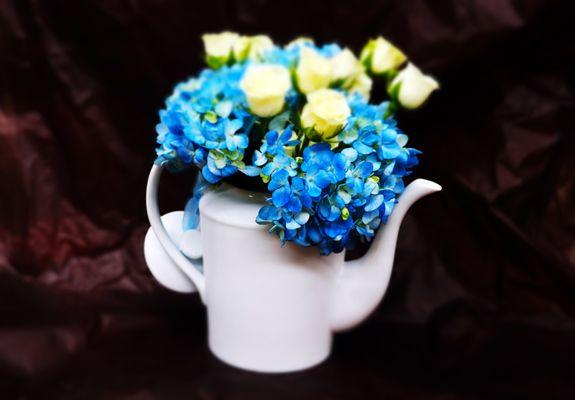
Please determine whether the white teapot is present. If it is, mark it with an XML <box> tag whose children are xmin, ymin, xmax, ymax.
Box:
<box><xmin>144</xmin><ymin>165</ymin><xmax>441</xmax><ymax>373</ymax></box>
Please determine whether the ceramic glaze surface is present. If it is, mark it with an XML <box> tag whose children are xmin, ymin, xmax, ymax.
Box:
<box><xmin>145</xmin><ymin>164</ymin><xmax>441</xmax><ymax>372</ymax></box>
<box><xmin>202</xmin><ymin>189</ymin><xmax>342</xmax><ymax>371</ymax></box>
<box><xmin>144</xmin><ymin>211</ymin><xmax>197</xmax><ymax>293</ymax></box>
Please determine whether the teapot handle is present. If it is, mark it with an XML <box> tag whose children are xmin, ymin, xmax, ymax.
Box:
<box><xmin>146</xmin><ymin>164</ymin><xmax>207</xmax><ymax>301</ymax></box>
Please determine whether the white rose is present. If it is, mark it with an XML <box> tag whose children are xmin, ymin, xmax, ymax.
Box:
<box><xmin>301</xmin><ymin>89</ymin><xmax>351</xmax><ymax>139</ymax></box>
<box><xmin>296</xmin><ymin>47</ymin><xmax>332</xmax><ymax>94</ymax></box>
<box><xmin>286</xmin><ymin>37</ymin><xmax>314</xmax><ymax>50</ymax></box>
<box><xmin>202</xmin><ymin>31</ymin><xmax>239</xmax><ymax>68</ymax></box>
<box><xmin>360</xmin><ymin>37</ymin><xmax>406</xmax><ymax>75</ymax></box>
<box><xmin>330</xmin><ymin>48</ymin><xmax>362</xmax><ymax>86</ymax></box>
<box><xmin>389</xmin><ymin>63</ymin><xmax>439</xmax><ymax>109</ymax></box>
<box><xmin>233</xmin><ymin>35</ymin><xmax>274</xmax><ymax>62</ymax></box>
<box><xmin>232</xmin><ymin>36</ymin><xmax>251</xmax><ymax>61</ymax></box>
<box><xmin>349</xmin><ymin>72</ymin><xmax>373</xmax><ymax>100</ymax></box>
<box><xmin>240</xmin><ymin>64</ymin><xmax>292</xmax><ymax>117</ymax></box>
<box><xmin>247</xmin><ymin>35</ymin><xmax>274</xmax><ymax>60</ymax></box>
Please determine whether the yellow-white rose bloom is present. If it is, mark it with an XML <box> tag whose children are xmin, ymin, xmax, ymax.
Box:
<box><xmin>232</xmin><ymin>36</ymin><xmax>251</xmax><ymax>61</ymax></box>
<box><xmin>390</xmin><ymin>63</ymin><xmax>439</xmax><ymax>109</ymax></box>
<box><xmin>301</xmin><ymin>89</ymin><xmax>351</xmax><ymax>139</ymax></box>
<box><xmin>286</xmin><ymin>37</ymin><xmax>314</xmax><ymax>50</ymax></box>
<box><xmin>349</xmin><ymin>72</ymin><xmax>373</xmax><ymax>100</ymax></box>
<box><xmin>330</xmin><ymin>48</ymin><xmax>362</xmax><ymax>86</ymax></box>
<box><xmin>233</xmin><ymin>35</ymin><xmax>274</xmax><ymax>62</ymax></box>
<box><xmin>296</xmin><ymin>47</ymin><xmax>333</xmax><ymax>94</ymax></box>
<box><xmin>202</xmin><ymin>32</ymin><xmax>239</xmax><ymax>68</ymax></box>
<box><xmin>247</xmin><ymin>35</ymin><xmax>274</xmax><ymax>60</ymax></box>
<box><xmin>361</xmin><ymin>37</ymin><xmax>407</xmax><ymax>75</ymax></box>
<box><xmin>240</xmin><ymin>64</ymin><xmax>292</xmax><ymax>117</ymax></box>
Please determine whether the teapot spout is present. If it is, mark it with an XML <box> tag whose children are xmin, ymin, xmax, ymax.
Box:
<box><xmin>329</xmin><ymin>179</ymin><xmax>441</xmax><ymax>332</ymax></box>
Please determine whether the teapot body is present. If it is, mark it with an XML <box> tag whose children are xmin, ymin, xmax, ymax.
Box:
<box><xmin>199</xmin><ymin>186</ymin><xmax>344</xmax><ymax>372</ymax></box>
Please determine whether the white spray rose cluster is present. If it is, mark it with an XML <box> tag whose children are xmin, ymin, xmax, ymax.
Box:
<box><xmin>295</xmin><ymin>45</ymin><xmax>372</xmax><ymax>101</ymax></box>
<box><xmin>359</xmin><ymin>37</ymin><xmax>439</xmax><ymax>109</ymax></box>
<box><xmin>202</xmin><ymin>32</ymin><xmax>439</xmax><ymax>136</ymax></box>
<box><xmin>202</xmin><ymin>32</ymin><xmax>274</xmax><ymax>68</ymax></box>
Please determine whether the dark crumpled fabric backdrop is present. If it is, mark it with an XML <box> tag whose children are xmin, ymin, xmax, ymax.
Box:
<box><xmin>1</xmin><ymin>0</ymin><xmax>574</xmax><ymax>398</ymax></box>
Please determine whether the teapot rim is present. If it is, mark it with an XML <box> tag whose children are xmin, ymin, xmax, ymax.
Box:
<box><xmin>199</xmin><ymin>183</ymin><xmax>269</xmax><ymax>230</ymax></box>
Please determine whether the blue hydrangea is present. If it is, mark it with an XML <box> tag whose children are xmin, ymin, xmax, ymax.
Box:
<box><xmin>155</xmin><ymin>64</ymin><xmax>258</xmax><ymax>181</ymax></box>
<box><xmin>156</xmin><ymin>39</ymin><xmax>422</xmax><ymax>255</ymax></box>
<box><xmin>254</xmin><ymin>95</ymin><xmax>420</xmax><ymax>254</ymax></box>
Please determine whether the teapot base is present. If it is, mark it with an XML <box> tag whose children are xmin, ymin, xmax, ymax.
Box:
<box><xmin>208</xmin><ymin>341</ymin><xmax>331</xmax><ymax>373</ymax></box>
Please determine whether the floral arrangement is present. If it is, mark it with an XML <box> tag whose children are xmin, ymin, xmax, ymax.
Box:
<box><xmin>155</xmin><ymin>32</ymin><xmax>439</xmax><ymax>255</ymax></box>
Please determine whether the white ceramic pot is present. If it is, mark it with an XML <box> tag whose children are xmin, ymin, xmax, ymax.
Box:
<box><xmin>145</xmin><ymin>165</ymin><xmax>441</xmax><ymax>373</ymax></box>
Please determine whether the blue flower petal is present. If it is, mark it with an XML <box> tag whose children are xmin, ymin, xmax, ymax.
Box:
<box><xmin>272</xmin><ymin>186</ymin><xmax>291</xmax><ymax>207</ymax></box>
<box><xmin>365</xmin><ymin>194</ymin><xmax>384</xmax><ymax>212</ymax></box>
<box><xmin>241</xmin><ymin>165</ymin><xmax>261</xmax><ymax>177</ymax></box>
<box><xmin>256</xmin><ymin>205</ymin><xmax>281</xmax><ymax>223</ymax></box>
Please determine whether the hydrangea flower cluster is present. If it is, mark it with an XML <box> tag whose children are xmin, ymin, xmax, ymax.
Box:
<box><xmin>155</xmin><ymin>64</ymin><xmax>260</xmax><ymax>182</ymax></box>
<box><xmin>155</xmin><ymin>32</ymin><xmax>438</xmax><ymax>254</ymax></box>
